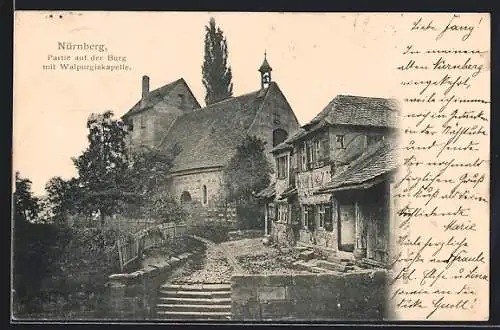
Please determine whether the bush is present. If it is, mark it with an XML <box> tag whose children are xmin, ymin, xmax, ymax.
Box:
<box><xmin>13</xmin><ymin>222</ymin><xmax>122</xmax><ymax>316</ymax></box>
<box><xmin>188</xmin><ymin>221</ymin><xmax>231</xmax><ymax>243</ymax></box>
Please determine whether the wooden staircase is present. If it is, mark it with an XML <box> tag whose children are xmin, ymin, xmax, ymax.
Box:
<box><xmin>155</xmin><ymin>282</ymin><xmax>232</xmax><ymax>320</ymax></box>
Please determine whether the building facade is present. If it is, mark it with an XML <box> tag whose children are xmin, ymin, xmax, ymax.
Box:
<box><xmin>122</xmin><ymin>56</ymin><xmax>300</xmax><ymax>212</ymax></box>
<box><xmin>258</xmin><ymin>95</ymin><xmax>400</xmax><ymax>267</ymax></box>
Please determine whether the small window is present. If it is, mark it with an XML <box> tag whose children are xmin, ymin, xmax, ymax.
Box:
<box><xmin>177</xmin><ymin>94</ymin><xmax>185</xmax><ymax>107</ymax></box>
<box><xmin>367</xmin><ymin>134</ymin><xmax>384</xmax><ymax>145</ymax></box>
<box><xmin>140</xmin><ymin>115</ymin><xmax>146</xmax><ymax>129</ymax></box>
<box><xmin>314</xmin><ymin>140</ymin><xmax>321</xmax><ymax>162</ymax></box>
<box><xmin>318</xmin><ymin>205</ymin><xmax>325</xmax><ymax>229</ymax></box>
<box><xmin>278</xmin><ymin>204</ymin><xmax>289</xmax><ymax>223</ymax></box>
<box><xmin>273</xmin><ymin>112</ymin><xmax>281</xmax><ymax>124</ymax></box>
<box><xmin>277</xmin><ymin>155</ymin><xmax>289</xmax><ymax>179</ymax></box>
<box><xmin>324</xmin><ymin>205</ymin><xmax>333</xmax><ymax>231</ymax></box>
<box><xmin>300</xmin><ymin>144</ymin><xmax>307</xmax><ymax>171</ymax></box>
<box><xmin>303</xmin><ymin>206</ymin><xmax>309</xmax><ymax>228</ymax></box>
<box><xmin>180</xmin><ymin>191</ymin><xmax>192</xmax><ymax>203</ymax></box>
<box><xmin>202</xmin><ymin>185</ymin><xmax>207</xmax><ymax>205</ymax></box>
<box><xmin>336</xmin><ymin>135</ymin><xmax>345</xmax><ymax>149</ymax></box>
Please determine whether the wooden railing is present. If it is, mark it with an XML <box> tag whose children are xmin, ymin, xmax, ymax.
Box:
<box><xmin>116</xmin><ymin>222</ymin><xmax>187</xmax><ymax>272</ymax></box>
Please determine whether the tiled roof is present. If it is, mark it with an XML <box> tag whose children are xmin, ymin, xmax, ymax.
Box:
<box><xmin>318</xmin><ymin>139</ymin><xmax>398</xmax><ymax>192</ymax></box>
<box><xmin>256</xmin><ymin>182</ymin><xmax>276</xmax><ymax>199</ymax></box>
<box><xmin>158</xmin><ymin>83</ymin><xmax>277</xmax><ymax>172</ymax></box>
<box><xmin>312</xmin><ymin>94</ymin><xmax>400</xmax><ymax>128</ymax></box>
<box><xmin>278</xmin><ymin>186</ymin><xmax>297</xmax><ymax>200</ymax></box>
<box><xmin>271</xmin><ymin>128</ymin><xmax>306</xmax><ymax>153</ymax></box>
<box><xmin>288</xmin><ymin>95</ymin><xmax>399</xmax><ymax>144</ymax></box>
<box><xmin>122</xmin><ymin>78</ymin><xmax>201</xmax><ymax>118</ymax></box>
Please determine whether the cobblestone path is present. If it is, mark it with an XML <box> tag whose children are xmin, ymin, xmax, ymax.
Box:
<box><xmin>168</xmin><ymin>235</ymin><xmax>240</xmax><ymax>284</ymax></box>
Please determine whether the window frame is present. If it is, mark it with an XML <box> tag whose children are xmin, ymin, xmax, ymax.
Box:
<box><xmin>202</xmin><ymin>185</ymin><xmax>208</xmax><ymax>205</ymax></box>
<box><xmin>273</xmin><ymin>111</ymin><xmax>281</xmax><ymax>125</ymax></box>
<box><xmin>302</xmin><ymin>206</ymin><xmax>309</xmax><ymax>229</ymax></box>
<box><xmin>276</xmin><ymin>155</ymin><xmax>289</xmax><ymax>179</ymax></box>
<box><xmin>140</xmin><ymin>115</ymin><xmax>146</xmax><ymax>129</ymax></box>
<box><xmin>318</xmin><ymin>204</ymin><xmax>325</xmax><ymax>229</ymax></box>
<box><xmin>335</xmin><ymin>135</ymin><xmax>345</xmax><ymax>149</ymax></box>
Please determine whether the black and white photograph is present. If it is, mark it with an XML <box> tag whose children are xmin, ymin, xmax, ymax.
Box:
<box><xmin>12</xmin><ymin>12</ymin><xmax>490</xmax><ymax>322</ymax></box>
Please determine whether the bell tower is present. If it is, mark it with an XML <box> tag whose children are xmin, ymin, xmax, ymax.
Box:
<box><xmin>258</xmin><ymin>51</ymin><xmax>273</xmax><ymax>89</ymax></box>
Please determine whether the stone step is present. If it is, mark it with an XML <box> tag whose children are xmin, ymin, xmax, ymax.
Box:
<box><xmin>156</xmin><ymin>310</ymin><xmax>231</xmax><ymax>320</ymax></box>
<box><xmin>327</xmin><ymin>255</ymin><xmax>354</xmax><ymax>265</ymax></box>
<box><xmin>163</xmin><ymin>283</ymin><xmax>231</xmax><ymax>291</ymax></box>
<box><xmin>292</xmin><ymin>260</ymin><xmax>316</xmax><ymax>272</ymax></box>
<box><xmin>156</xmin><ymin>303</ymin><xmax>231</xmax><ymax>313</ymax></box>
<box><xmin>159</xmin><ymin>290</ymin><xmax>231</xmax><ymax>299</ymax></box>
<box><xmin>310</xmin><ymin>266</ymin><xmax>331</xmax><ymax>273</ymax></box>
<box><xmin>159</xmin><ymin>297</ymin><xmax>232</xmax><ymax>305</ymax></box>
<box><xmin>295</xmin><ymin>245</ymin><xmax>310</xmax><ymax>252</ymax></box>
<box><xmin>298</xmin><ymin>250</ymin><xmax>315</xmax><ymax>261</ymax></box>
<box><xmin>317</xmin><ymin>260</ymin><xmax>355</xmax><ymax>272</ymax></box>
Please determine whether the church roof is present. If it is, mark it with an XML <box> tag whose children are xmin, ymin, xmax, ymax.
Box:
<box><xmin>122</xmin><ymin>78</ymin><xmax>201</xmax><ymax>119</ymax></box>
<box><xmin>158</xmin><ymin>82</ymin><xmax>280</xmax><ymax>172</ymax></box>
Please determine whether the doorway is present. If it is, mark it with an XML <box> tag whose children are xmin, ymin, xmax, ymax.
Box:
<box><xmin>338</xmin><ymin>202</ymin><xmax>355</xmax><ymax>252</ymax></box>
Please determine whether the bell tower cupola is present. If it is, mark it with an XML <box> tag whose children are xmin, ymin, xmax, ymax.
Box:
<box><xmin>258</xmin><ymin>51</ymin><xmax>273</xmax><ymax>89</ymax></box>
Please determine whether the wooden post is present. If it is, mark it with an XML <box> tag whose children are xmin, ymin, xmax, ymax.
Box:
<box><xmin>264</xmin><ymin>202</ymin><xmax>269</xmax><ymax>236</ymax></box>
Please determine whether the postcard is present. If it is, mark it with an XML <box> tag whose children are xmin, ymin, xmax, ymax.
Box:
<box><xmin>12</xmin><ymin>11</ymin><xmax>490</xmax><ymax>322</ymax></box>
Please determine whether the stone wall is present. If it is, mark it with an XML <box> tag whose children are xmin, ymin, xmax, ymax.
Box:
<box><xmin>106</xmin><ymin>252</ymin><xmax>192</xmax><ymax>319</ymax></box>
<box><xmin>169</xmin><ymin>169</ymin><xmax>224</xmax><ymax>208</ymax></box>
<box><xmin>228</xmin><ymin>229</ymin><xmax>264</xmax><ymax>241</ymax></box>
<box><xmin>270</xmin><ymin>221</ymin><xmax>295</xmax><ymax>247</ymax></box>
<box><xmin>231</xmin><ymin>269</ymin><xmax>388</xmax><ymax>321</ymax></box>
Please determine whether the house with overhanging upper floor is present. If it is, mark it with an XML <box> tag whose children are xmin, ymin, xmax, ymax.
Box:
<box><xmin>257</xmin><ymin>94</ymin><xmax>400</xmax><ymax>268</ymax></box>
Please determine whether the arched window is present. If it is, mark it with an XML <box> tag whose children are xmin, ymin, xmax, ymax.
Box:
<box><xmin>180</xmin><ymin>191</ymin><xmax>192</xmax><ymax>203</ymax></box>
<box><xmin>273</xmin><ymin>128</ymin><xmax>288</xmax><ymax>147</ymax></box>
<box><xmin>202</xmin><ymin>185</ymin><xmax>208</xmax><ymax>205</ymax></box>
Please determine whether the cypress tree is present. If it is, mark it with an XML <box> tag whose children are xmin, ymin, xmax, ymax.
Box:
<box><xmin>202</xmin><ymin>17</ymin><xmax>234</xmax><ymax>105</ymax></box>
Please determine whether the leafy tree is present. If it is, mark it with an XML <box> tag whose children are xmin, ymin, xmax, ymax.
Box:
<box><xmin>122</xmin><ymin>145</ymin><xmax>184</xmax><ymax>223</ymax></box>
<box><xmin>222</xmin><ymin>136</ymin><xmax>273</xmax><ymax>229</ymax></box>
<box><xmin>202</xmin><ymin>17</ymin><xmax>233</xmax><ymax>105</ymax></box>
<box><xmin>45</xmin><ymin>176</ymin><xmax>80</xmax><ymax>224</ymax></box>
<box><xmin>71</xmin><ymin>110</ymin><xmax>131</xmax><ymax>226</ymax></box>
<box><xmin>13</xmin><ymin>172</ymin><xmax>40</xmax><ymax>223</ymax></box>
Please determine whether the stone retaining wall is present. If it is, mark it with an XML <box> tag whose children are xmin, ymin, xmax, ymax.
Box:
<box><xmin>231</xmin><ymin>269</ymin><xmax>388</xmax><ymax>321</ymax></box>
<box><xmin>228</xmin><ymin>229</ymin><xmax>264</xmax><ymax>241</ymax></box>
<box><xmin>106</xmin><ymin>252</ymin><xmax>192</xmax><ymax>319</ymax></box>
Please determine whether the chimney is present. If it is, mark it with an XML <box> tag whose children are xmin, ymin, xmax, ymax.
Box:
<box><xmin>141</xmin><ymin>75</ymin><xmax>150</xmax><ymax>106</ymax></box>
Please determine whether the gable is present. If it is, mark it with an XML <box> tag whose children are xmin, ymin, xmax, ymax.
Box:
<box><xmin>122</xmin><ymin>78</ymin><xmax>200</xmax><ymax>120</ymax></box>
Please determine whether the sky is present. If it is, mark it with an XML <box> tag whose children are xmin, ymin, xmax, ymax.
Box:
<box><xmin>14</xmin><ymin>12</ymin><xmax>405</xmax><ymax>195</ymax></box>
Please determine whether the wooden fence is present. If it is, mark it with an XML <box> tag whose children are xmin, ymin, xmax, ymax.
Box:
<box><xmin>116</xmin><ymin>222</ymin><xmax>187</xmax><ymax>272</ymax></box>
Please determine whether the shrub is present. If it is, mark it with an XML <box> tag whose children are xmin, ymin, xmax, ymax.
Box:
<box><xmin>188</xmin><ymin>221</ymin><xmax>231</xmax><ymax>243</ymax></box>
